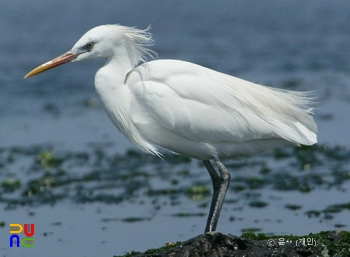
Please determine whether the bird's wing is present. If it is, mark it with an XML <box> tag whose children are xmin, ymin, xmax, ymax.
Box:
<box><xmin>125</xmin><ymin>60</ymin><xmax>317</xmax><ymax>146</ymax></box>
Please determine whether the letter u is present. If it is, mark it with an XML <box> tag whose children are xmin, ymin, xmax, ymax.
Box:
<box><xmin>24</xmin><ymin>224</ymin><xmax>35</xmax><ymax>237</ymax></box>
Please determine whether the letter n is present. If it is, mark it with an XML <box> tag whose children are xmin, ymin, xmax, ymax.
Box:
<box><xmin>10</xmin><ymin>235</ymin><xmax>20</xmax><ymax>247</ymax></box>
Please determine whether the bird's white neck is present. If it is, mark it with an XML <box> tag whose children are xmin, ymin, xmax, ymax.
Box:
<box><xmin>94</xmin><ymin>55</ymin><xmax>134</xmax><ymax>118</ymax></box>
<box><xmin>104</xmin><ymin>57</ymin><xmax>133</xmax><ymax>84</ymax></box>
<box><xmin>94</xmin><ymin>56</ymin><xmax>140</xmax><ymax>146</ymax></box>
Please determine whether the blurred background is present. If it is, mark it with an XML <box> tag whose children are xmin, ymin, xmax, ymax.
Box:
<box><xmin>1</xmin><ymin>0</ymin><xmax>350</xmax><ymax>256</ymax></box>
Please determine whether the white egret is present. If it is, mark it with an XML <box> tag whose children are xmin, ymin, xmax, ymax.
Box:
<box><xmin>24</xmin><ymin>24</ymin><xmax>317</xmax><ymax>233</ymax></box>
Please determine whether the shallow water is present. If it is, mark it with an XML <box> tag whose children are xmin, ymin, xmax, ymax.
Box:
<box><xmin>1</xmin><ymin>0</ymin><xmax>350</xmax><ymax>256</ymax></box>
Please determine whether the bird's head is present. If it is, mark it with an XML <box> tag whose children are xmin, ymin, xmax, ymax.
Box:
<box><xmin>24</xmin><ymin>24</ymin><xmax>154</xmax><ymax>78</ymax></box>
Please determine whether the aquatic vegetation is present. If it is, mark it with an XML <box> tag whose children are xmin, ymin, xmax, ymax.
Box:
<box><xmin>0</xmin><ymin>143</ymin><xmax>349</xmax><ymax>228</ymax></box>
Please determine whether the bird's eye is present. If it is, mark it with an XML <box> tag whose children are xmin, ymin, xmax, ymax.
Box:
<box><xmin>86</xmin><ymin>42</ymin><xmax>94</xmax><ymax>50</ymax></box>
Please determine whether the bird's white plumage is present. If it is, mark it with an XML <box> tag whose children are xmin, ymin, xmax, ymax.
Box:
<box><xmin>73</xmin><ymin>24</ymin><xmax>318</xmax><ymax>160</ymax></box>
<box><xmin>24</xmin><ymin>24</ymin><xmax>318</xmax><ymax>232</ymax></box>
<box><xmin>125</xmin><ymin>60</ymin><xmax>316</xmax><ymax>159</ymax></box>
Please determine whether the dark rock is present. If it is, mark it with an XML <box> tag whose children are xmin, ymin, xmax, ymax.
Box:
<box><xmin>131</xmin><ymin>232</ymin><xmax>325</xmax><ymax>257</ymax></box>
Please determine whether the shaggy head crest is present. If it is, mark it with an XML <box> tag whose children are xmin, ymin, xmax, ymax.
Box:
<box><xmin>119</xmin><ymin>25</ymin><xmax>157</xmax><ymax>64</ymax></box>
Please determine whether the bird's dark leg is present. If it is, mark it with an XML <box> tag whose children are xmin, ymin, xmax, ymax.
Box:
<box><xmin>203</xmin><ymin>159</ymin><xmax>231</xmax><ymax>233</ymax></box>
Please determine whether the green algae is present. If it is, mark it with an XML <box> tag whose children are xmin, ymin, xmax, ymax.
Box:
<box><xmin>285</xmin><ymin>204</ymin><xmax>302</xmax><ymax>211</ymax></box>
<box><xmin>114</xmin><ymin>241</ymin><xmax>182</xmax><ymax>257</ymax></box>
<box><xmin>1</xmin><ymin>179</ymin><xmax>21</xmax><ymax>192</ymax></box>
<box><xmin>317</xmin><ymin>231</ymin><xmax>350</xmax><ymax>256</ymax></box>
<box><xmin>37</xmin><ymin>150</ymin><xmax>61</xmax><ymax>169</ymax></box>
<box><xmin>248</xmin><ymin>200</ymin><xmax>268</xmax><ymax>208</ymax></box>
<box><xmin>185</xmin><ymin>184</ymin><xmax>210</xmax><ymax>201</ymax></box>
<box><xmin>0</xmin><ymin>143</ymin><xmax>350</xmax><ymax>230</ymax></box>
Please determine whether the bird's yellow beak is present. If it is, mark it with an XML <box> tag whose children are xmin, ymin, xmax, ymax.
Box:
<box><xmin>24</xmin><ymin>52</ymin><xmax>77</xmax><ymax>79</ymax></box>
